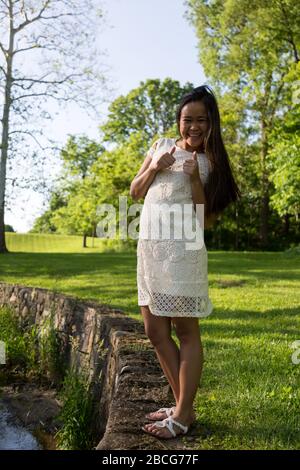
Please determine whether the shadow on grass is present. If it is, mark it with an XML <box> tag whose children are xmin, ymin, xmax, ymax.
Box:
<box><xmin>199</xmin><ymin>307</ymin><xmax>300</xmax><ymax>338</ymax></box>
<box><xmin>1</xmin><ymin>250</ymin><xmax>298</xmax><ymax>279</ymax></box>
<box><xmin>0</xmin><ymin>251</ymin><xmax>299</xmax><ymax>319</ymax></box>
<box><xmin>0</xmin><ymin>252</ymin><xmax>137</xmax><ymax>276</ymax></box>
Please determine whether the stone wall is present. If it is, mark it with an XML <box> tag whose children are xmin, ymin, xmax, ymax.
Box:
<box><xmin>0</xmin><ymin>282</ymin><xmax>186</xmax><ymax>450</ymax></box>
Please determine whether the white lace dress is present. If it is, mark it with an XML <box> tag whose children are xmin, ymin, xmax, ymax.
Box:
<box><xmin>137</xmin><ymin>137</ymin><xmax>213</xmax><ymax>318</ymax></box>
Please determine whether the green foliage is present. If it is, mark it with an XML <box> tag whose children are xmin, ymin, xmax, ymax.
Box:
<box><xmin>0</xmin><ymin>307</ymin><xmax>30</xmax><ymax>369</ymax></box>
<box><xmin>4</xmin><ymin>224</ymin><xmax>15</xmax><ymax>233</ymax></box>
<box><xmin>185</xmin><ymin>0</ymin><xmax>300</xmax><ymax>247</ymax></box>
<box><xmin>32</xmin><ymin>78</ymin><xmax>195</xmax><ymax>243</ymax></box>
<box><xmin>37</xmin><ymin>309</ymin><xmax>66</xmax><ymax>382</ymax></box>
<box><xmin>32</xmin><ymin>136</ymin><xmax>105</xmax><ymax>238</ymax></box>
<box><xmin>0</xmin><ymin>305</ymin><xmax>65</xmax><ymax>382</ymax></box>
<box><xmin>101</xmin><ymin>78</ymin><xmax>193</xmax><ymax>144</ymax></box>
<box><xmin>55</xmin><ymin>368</ymin><xmax>94</xmax><ymax>450</ymax></box>
<box><xmin>60</xmin><ymin>134</ymin><xmax>105</xmax><ymax>179</ymax></box>
<box><xmin>267</xmin><ymin>62</ymin><xmax>300</xmax><ymax>219</ymax></box>
<box><xmin>31</xmin><ymin>58</ymin><xmax>299</xmax><ymax>249</ymax></box>
<box><xmin>30</xmin><ymin>191</ymin><xmax>67</xmax><ymax>234</ymax></box>
<box><xmin>268</xmin><ymin>132</ymin><xmax>300</xmax><ymax>218</ymax></box>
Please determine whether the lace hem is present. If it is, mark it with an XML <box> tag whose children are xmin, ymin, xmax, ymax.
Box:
<box><xmin>138</xmin><ymin>289</ymin><xmax>213</xmax><ymax>318</ymax></box>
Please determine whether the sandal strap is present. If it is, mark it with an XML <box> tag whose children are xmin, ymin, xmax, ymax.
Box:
<box><xmin>169</xmin><ymin>417</ymin><xmax>188</xmax><ymax>434</ymax></box>
<box><xmin>157</xmin><ymin>407</ymin><xmax>175</xmax><ymax>417</ymax></box>
<box><xmin>154</xmin><ymin>416</ymin><xmax>188</xmax><ymax>437</ymax></box>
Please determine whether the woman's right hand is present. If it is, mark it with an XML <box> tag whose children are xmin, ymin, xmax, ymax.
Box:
<box><xmin>149</xmin><ymin>146</ymin><xmax>176</xmax><ymax>172</ymax></box>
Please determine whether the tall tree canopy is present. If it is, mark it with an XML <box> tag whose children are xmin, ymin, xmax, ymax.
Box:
<box><xmin>186</xmin><ymin>0</ymin><xmax>300</xmax><ymax>247</ymax></box>
<box><xmin>0</xmin><ymin>0</ymin><xmax>107</xmax><ymax>252</ymax></box>
<box><xmin>101</xmin><ymin>78</ymin><xmax>194</xmax><ymax>145</ymax></box>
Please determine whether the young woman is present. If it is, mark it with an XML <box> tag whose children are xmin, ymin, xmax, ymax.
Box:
<box><xmin>130</xmin><ymin>85</ymin><xmax>240</xmax><ymax>439</ymax></box>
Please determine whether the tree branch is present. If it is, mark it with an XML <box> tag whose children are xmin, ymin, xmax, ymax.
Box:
<box><xmin>12</xmin><ymin>91</ymin><xmax>73</xmax><ymax>102</ymax></box>
<box><xmin>13</xmin><ymin>0</ymin><xmax>51</xmax><ymax>33</ymax></box>
<box><xmin>0</xmin><ymin>64</ymin><xmax>7</xmax><ymax>77</ymax></box>
<box><xmin>0</xmin><ymin>41</ymin><xmax>7</xmax><ymax>58</ymax></box>
<box><xmin>0</xmin><ymin>0</ymin><xmax>9</xmax><ymax>9</ymax></box>
<box><xmin>12</xmin><ymin>72</ymin><xmax>83</xmax><ymax>88</ymax></box>
<box><xmin>279</xmin><ymin>0</ymin><xmax>299</xmax><ymax>63</ymax></box>
<box><xmin>8</xmin><ymin>129</ymin><xmax>60</xmax><ymax>152</ymax></box>
<box><xmin>12</xmin><ymin>44</ymin><xmax>42</xmax><ymax>55</ymax></box>
<box><xmin>14</xmin><ymin>6</ymin><xmax>79</xmax><ymax>34</ymax></box>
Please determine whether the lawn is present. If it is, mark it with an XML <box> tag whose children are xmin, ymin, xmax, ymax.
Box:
<box><xmin>1</xmin><ymin>232</ymin><xmax>300</xmax><ymax>449</ymax></box>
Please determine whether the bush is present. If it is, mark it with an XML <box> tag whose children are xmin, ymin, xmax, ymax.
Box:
<box><xmin>55</xmin><ymin>368</ymin><xmax>94</xmax><ymax>450</ymax></box>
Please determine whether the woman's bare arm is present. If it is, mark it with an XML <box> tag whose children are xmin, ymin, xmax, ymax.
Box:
<box><xmin>129</xmin><ymin>154</ymin><xmax>159</xmax><ymax>201</ymax></box>
<box><xmin>130</xmin><ymin>145</ymin><xmax>176</xmax><ymax>201</ymax></box>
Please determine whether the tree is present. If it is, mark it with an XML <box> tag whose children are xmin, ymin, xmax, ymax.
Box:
<box><xmin>30</xmin><ymin>190</ymin><xmax>67</xmax><ymax>233</ymax></box>
<box><xmin>0</xmin><ymin>0</ymin><xmax>107</xmax><ymax>253</ymax></box>
<box><xmin>51</xmin><ymin>178</ymin><xmax>99</xmax><ymax>242</ymax></box>
<box><xmin>4</xmin><ymin>224</ymin><xmax>15</xmax><ymax>232</ymax></box>
<box><xmin>101</xmin><ymin>78</ymin><xmax>194</xmax><ymax>145</ymax></box>
<box><xmin>61</xmin><ymin>135</ymin><xmax>105</xmax><ymax>180</ymax></box>
<box><xmin>268</xmin><ymin>62</ymin><xmax>300</xmax><ymax>235</ymax></box>
<box><xmin>60</xmin><ymin>135</ymin><xmax>105</xmax><ymax>247</ymax></box>
<box><xmin>35</xmin><ymin>75</ymin><xmax>194</xmax><ymax>248</ymax></box>
<box><xmin>186</xmin><ymin>0</ymin><xmax>300</xmax><ymax>247</ymax></box>
<box><xmin>50</xmin><ymin>131</ymin><xmax>149</xmax><ymax>247</ymax></box>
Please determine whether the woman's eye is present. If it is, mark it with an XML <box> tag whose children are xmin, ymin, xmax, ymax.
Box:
<box><xmin>182</xmin><ymin>119</ymin><xmax>207</xmax><ymax>123</ymax></box>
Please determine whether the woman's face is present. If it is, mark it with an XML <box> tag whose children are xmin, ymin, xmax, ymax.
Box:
<box><xmin>179</xmin><ymin>100</ymin><xmax>209</xmax><ymax>151</ymax></box>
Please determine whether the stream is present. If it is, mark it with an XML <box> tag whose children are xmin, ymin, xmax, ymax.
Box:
<box><xmin>0</xmin><ymin>403</ymin><xmax>41</xmax><ymax>450</ymax></box>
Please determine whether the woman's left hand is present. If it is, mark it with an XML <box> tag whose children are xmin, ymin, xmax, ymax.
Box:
<box><xmin>183</xmin><ymin>151</ymin><xmax>199</xmax><ymax>181</ymax></box>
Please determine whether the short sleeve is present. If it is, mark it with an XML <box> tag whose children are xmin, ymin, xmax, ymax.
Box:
<box><xmin>146</xmin><ymin>139</ymin><xmax>161</xmax><ymax>158</ymax></box>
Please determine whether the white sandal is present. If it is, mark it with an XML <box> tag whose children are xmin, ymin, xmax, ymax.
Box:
<box><xmin>142</xmin><ymin>416</ymin><xmax>189</xmax><ymax>439</ymax></box>
<box><xmin>145</xmin><ymin>406</ymin><xmax>176</xmax><ymax>421</ymax></box>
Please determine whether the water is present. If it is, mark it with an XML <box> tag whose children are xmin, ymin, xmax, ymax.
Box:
<box><xmin>0</xmin><ymin>404</ymin><xmax>41</xmax><ymax>450</ymax></box>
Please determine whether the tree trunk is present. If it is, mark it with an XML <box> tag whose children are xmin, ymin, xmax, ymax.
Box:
<box><xmin>0</xmin><ymin>207</ymin><xmax>8</xmax><ymax>253</ymax></box>
<box><xmin>0</xmin><ymin>2</ymin><xmax>14</xmax><ymax>254</ymax></box>
<box><xmin>235</xmin><ymin>203</ymin><xmax>239</xmax><ymax>250</ymax></box>
<box><xmin>83</xmin><ymin>233</ymin><xmax>87</xmax><ymax>248</ymax></box>
<box><xmin>259</xmin><ymin>184</ymin><xmax>269</xmax><ymax>248</ymax></box>
<box><xmin>92</xmin><ymin>222</ymin><xmax>96</xmax><ymax>248</ymax></box>
<box><xmin>259</xmin><ymin>120</ymin><xmax>269</xmax><ymax>248</ymax></box>
<box><xmin>284</xmin><ymin>213</ymin><xmax>290</xmax><ymax>237</ymax></box>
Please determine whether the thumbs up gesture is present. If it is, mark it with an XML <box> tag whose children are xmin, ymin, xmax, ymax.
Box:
<box><xmin>150</xmin><ymin>146</ymin><xmax>176</xmax><ymax>172</ymax></box>
<box><xmin>183</xmin><ymin>151</ymin><xmax>199</xmax><ymax>181</ymax></box>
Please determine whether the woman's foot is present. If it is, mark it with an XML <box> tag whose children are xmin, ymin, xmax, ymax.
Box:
<box><xmin>143</xmin><ymin>410</ymin><xmax>196</xmax><ymax>439</ymax></box>
<box><xmin>145</xmin><ymin>406</ymin><xmax>176</xmax><ymax>421</ymax></box>
<box><xmin>142</xmin><ymin>415</ymin><xmax>191</xmax><ymax>439</ymax></box>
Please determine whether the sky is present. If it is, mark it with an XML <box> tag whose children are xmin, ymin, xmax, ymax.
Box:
<box><xmin>5</xmin><ymin>0</ymin><xmax>206</xmax><ymax>232</ymax></box>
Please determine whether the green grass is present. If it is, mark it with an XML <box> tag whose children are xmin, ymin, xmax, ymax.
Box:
<box><xmin>5</xmin><ymin>232</ymin><xmax>132</xmax><ymax>253</ymax></box>
<box><xmin>1</xmin><ymin>232</ymin><xmax>300</xmax><ymax>449</ymax></box>
<box><xmin>55</xmin><ymin>367</ymin><xmax>94</xmax><ymax>450</ymax></box>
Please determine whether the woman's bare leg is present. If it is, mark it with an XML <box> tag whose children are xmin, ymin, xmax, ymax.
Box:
<box><xmin>145</xmin><ymin>317</ymin><xmax>202</xmax><ymax>438</ymax></box>
<box><xmin>173</xmin><ymin>317</ymin><xmax>203</xmax><ymax>421</ymax></box>
<box><xmin>141</xmin><ymin>306</ymin><xmax>180</xmax><ymax>405</ymax></box>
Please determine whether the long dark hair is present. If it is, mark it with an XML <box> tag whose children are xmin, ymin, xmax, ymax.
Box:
<box><xmin>176</xmin><ymin>85</ymin><xmax>241</xmax><ymax>216</ymax></box>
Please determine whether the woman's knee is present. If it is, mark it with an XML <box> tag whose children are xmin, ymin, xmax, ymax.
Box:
<box><xmin>172</xmin><ymin>318</ymin><xmax>200</xmax><ymax>344</ymax></box>
<box><xmin>141</xmin><ymin>307</ymin><xmax>171</xmax><ymax>347</ymax></box>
